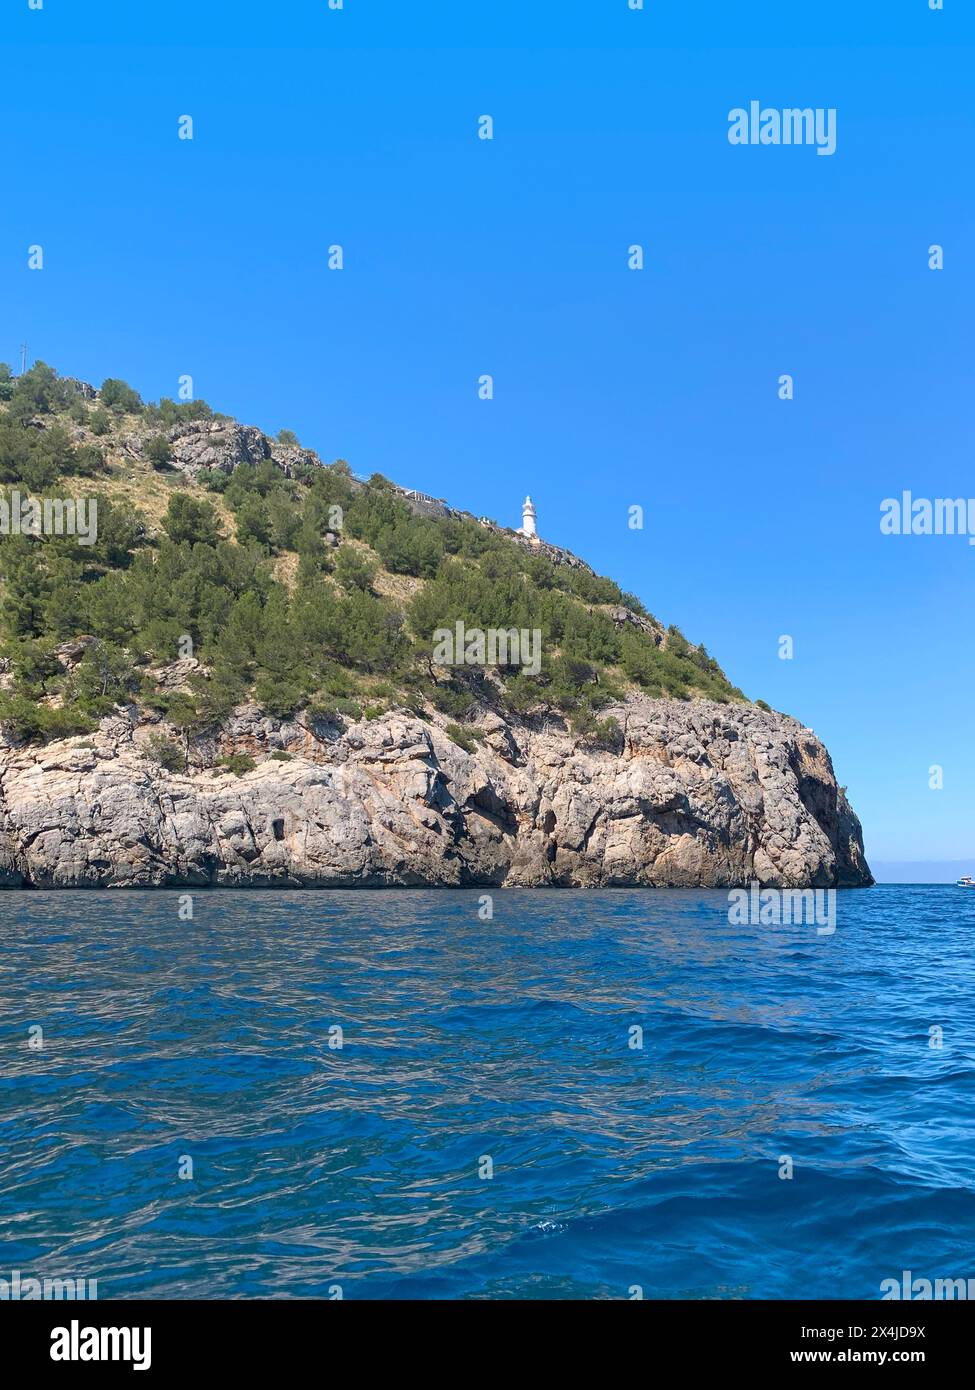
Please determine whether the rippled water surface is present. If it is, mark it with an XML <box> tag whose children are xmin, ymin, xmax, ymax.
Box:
<box><xmin>1</xmin><ymin>886</ymin><xmax>973</xmax><ymax>1299</ymax></box>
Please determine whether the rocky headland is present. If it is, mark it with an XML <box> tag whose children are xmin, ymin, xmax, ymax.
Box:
<box><xmin>0</xmin><ymin>363</ymin><xmax>872</xmax><ymax>890</ymax></box>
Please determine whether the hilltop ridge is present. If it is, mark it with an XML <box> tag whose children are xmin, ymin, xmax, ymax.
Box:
<box><xmin>0</xmin><ymin>360</ymin><xmax>743</xmax><ymax>743</ymax></box>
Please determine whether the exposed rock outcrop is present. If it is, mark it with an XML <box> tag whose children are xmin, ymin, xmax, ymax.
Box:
<box><xmin>0</xmin><ymin>696</ymin><xmax>871</xmax><ymax>889</ymax></box>
<box><xmin>170</xmin><ymin>420</ymin><xmax>267</xmax><ymax>475</ymax></box>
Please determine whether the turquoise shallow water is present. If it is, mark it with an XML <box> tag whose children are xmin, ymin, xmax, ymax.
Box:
<box><xmin>1</xmin><ymin>885</ymin><xmax>973</xmax><ymax>1299</ymax></box>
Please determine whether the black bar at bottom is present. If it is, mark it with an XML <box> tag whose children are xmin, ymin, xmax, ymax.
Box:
<box><xmin>2</xmin><ymin>1298</ymin><xmax>972</xmax><ymax>1374</ymax></box>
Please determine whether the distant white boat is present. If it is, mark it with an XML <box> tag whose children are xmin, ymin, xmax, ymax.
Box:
<box><xmin>957</xmin><ymin>875</ymin><xmax>975</xmax><ymax>887</ymax></box>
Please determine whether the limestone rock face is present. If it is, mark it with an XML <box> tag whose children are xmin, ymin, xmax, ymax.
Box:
<box><xmin>164</xmin><ymin>420</ymin><xmax>321</xmax><ymax>481</ymax></box>
<box><xmin>166</xmin><ymin>420</ymin><xmax>272</xmax><ymax>478</ymax></box>
<box><xmin>0</xmin><ymin>697</ymin><xmax>871</xmax><ymax>890</ymax></box>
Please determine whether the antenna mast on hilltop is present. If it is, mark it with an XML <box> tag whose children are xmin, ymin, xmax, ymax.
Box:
<box><xmin>19</xmin><ymin>344</ymin><xmax>27</xmax><ymax>375</ymax></box>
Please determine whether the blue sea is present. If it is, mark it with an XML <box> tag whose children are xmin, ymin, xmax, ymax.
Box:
<box><xmin>1</xmin><ymin>886</ymin><xmax>973</xmax><ymax>1300</ymax></box>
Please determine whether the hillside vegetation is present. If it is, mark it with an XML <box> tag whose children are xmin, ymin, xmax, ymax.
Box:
<box><xmin>0</xmin><ymin>362</ymin><xmax>746</xmax><ymax>747</ymax></box>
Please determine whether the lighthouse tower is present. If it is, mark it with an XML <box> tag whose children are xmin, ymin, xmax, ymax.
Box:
<box><xmin>519</xmin><ymin>495</ymin><xmax>538</xmax><ymax>539</ymax></box>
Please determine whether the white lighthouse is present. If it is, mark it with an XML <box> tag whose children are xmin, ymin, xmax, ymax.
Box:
<box><xmin>519</xmin><ymin>495</ymin><xmax>538</xmax><ymax>539</ymax></box>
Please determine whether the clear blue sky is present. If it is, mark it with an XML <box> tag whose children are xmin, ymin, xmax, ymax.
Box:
<box><xmin>3</xmin><ymin>1</ymin><xmax>973</xmax><ymax>865</ymax></box>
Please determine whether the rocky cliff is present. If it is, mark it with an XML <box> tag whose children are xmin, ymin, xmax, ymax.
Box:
<box><xmin>0</xmin><ymin>696</ymin><xmax>872</xmax><ymax>889</ymax></box>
